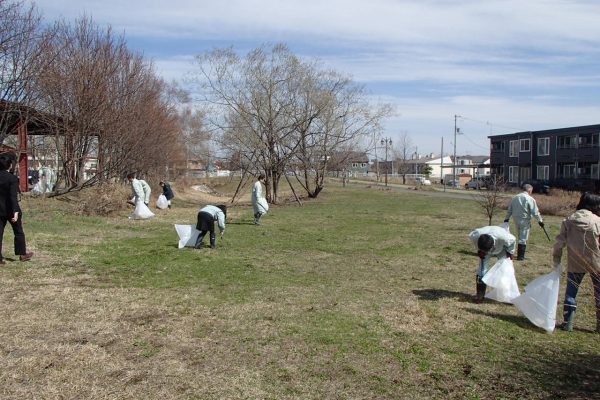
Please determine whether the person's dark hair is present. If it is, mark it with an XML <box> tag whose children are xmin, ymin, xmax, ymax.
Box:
<box><xmin>258</xmin><ymin>173</ymin><xmax>265</xmax><ymax>181</ymax></box>
<box><xmin>126</xmin><ymin>172</ymin><xmax>136</xmax><ymax>180</ymax></box>
<box><xmin>477</xmin><ymin>234</ymin><xmax>494</xmax><ymax>252</ymax></box>
<box><xmin>217</xmin><ymin>204</ymin><xmax>227</xmax><ymax>218</ymax></box>
<box><xmin>576</xmin><ymin>192</ymin><xmax>600</xmax><ymax>215</ymax></box>
<box><xmin>0</xmin><ymin>154</ymin><xmax>13</xmax><ymax>171</ymax></box>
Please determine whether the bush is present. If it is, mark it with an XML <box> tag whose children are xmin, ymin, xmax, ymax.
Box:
<box><xmin>533</xmin><ymin>189</ymin><xmax>580</xmax><ymax>217</ymax></box>
<box><xmin>67</xmin><ymin>183</ymin><xmax>131</xmax><ymax>216</ymax></box>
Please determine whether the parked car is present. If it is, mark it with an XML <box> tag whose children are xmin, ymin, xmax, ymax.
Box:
<box><xmin>415</xmin><ymin>177</ymin><xmax>431</xmax><ymax>185</ymax></box>
<box><xmin>523</xmin><ymin>179</ymin><xmax>551</xmax><ymax>194</ymax></box>
<box><xmin>444</xmin><ymin>179</ymin><xmax>461</xmax><ymax>188</ymax></box>
<box><xmin>465</xmin><ymin>178</ymin><xmax>487</xmax><ymax>190</ymax></box>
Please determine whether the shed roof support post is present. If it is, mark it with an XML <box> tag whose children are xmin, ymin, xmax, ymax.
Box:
<box><xmin>17</xmin><ymin>121</ymin><xmax>28</xmax><ymax>193</ymax></box>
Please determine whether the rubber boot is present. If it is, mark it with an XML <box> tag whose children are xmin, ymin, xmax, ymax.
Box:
<box><xmin>210</xmin><ymin>233</ymin><xmax>216</xmax><ymax>249</ymax></box>
<box><xmin>516</xmin><ymin>244</ymin><xmax>526</xmax><ymax>261</ymax></box>
<box><xmin>194</xmin><ymin>233</ymin><xmax>205</xmax><ymax>249</ymax></box>
<box><xmin>558</xmin><ymin>305</ymin><xmax>576</xmax><ymax>331</ymax></box>
<box><xmin>475</xmin><ymin>275</ymin><xmax>487</xmax><ymax>303</ymax></box>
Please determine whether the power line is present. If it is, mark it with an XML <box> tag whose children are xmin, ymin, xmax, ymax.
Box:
<box><xmin>458</xmin><ymin>115</ymin><xmax>523</xmax><ymax>133</ymax></box>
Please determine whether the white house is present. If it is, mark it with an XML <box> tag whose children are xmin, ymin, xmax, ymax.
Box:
<box><xmin>425</xmin><ymin>155</ymin><xmax>453</xmax><ymax>181</ymax></box>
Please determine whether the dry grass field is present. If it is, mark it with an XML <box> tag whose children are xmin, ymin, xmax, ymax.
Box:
<box><xmin>0</xmin><ymin>179</ymin><xmax>599</xmax><ymax>399</ymax></box>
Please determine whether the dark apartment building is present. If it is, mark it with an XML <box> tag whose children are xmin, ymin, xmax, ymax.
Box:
<box><xmin>489</xmin><ymin>124</ymin><xmax>600</xmax><ymax>191</ymax></box>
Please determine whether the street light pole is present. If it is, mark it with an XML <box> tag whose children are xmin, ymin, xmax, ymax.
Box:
<box><xmin>381</xmin><ymin>137</ymin><xmax>392</xmax><ymax>187</ymax></box>
<box><xmin>453</xmin><ymin>115</ymin><xmax>461</xmax><ymax>187</ymax></box>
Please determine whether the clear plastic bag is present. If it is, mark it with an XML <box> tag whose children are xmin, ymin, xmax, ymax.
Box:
<box><xmin>512</xmin><ymin>265</ymin><xmax>561</xmax><ymax>333</ymax></box>
<box><xmin>156</xmin><ymin>194</ymin><xmax>169</xmax><ymax>209</ymax></box>
<box><xmin>482</xmin><ymin>257</ymin><xmax>521</xmax><ymax>303</ymax></box>
<box><xmin>257</xmin><ymin>197</ymin><xmax>269</xmax><ymax>215</ymax></box>
<box><xmin>499</xmin><ymin>222</ymin><xmax>510</xmax><ymax>232</ymax></box>
<box><xmin>129</xmin><ymin>200</ymin><xmax>155</xmax><ymax>220</ymax></box>
<box><xmin>174</xmin><ymin>224</ymin><xmax>200</xmax><ymax>249</ymax></box>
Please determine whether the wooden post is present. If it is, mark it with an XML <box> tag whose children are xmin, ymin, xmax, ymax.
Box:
<box><xmin>17</xmin><ymin>121</ymin><xmax>29</xmax><ymax>192</ymax></box>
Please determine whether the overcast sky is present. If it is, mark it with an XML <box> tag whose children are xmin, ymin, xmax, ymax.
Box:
<box><xmin>32</xmin><ymin>0</ymin><xmax>600</xmax><ymax>156</ymax></box>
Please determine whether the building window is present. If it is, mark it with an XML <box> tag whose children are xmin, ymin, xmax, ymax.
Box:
<box><xmin>509</xmin><ymin>166</ymin><xmax>519</xmax><ymax>183</ymax></box>
<box><xmin>578</xmin><ymin>162</ymin><xmax>596</xmax><ymax>179</ymax></box>
<box><xmin>558</xmin><ymin>163</ymin><xmax>576</xmax><ymax>178</ymax></box>
<box><xmin>520</xmin><ymin>166</ymin><xmax>531</xmax><ymax>182</ymax></box>
<box><xmin>537</xmin><ymin>165</ymin><xmax>549</xmax><ymax>180</ymax></box>
<box><xmin>557</xmin><ymin>135</ymin><xmax>577</xmax><ymax>149</ymax></box>
<box><xmin>509</xmin><ymin>140</ymin><xmax>518</xmax><ymax>157</ymax></box>
<box><xmin>537</xmin><ymin>137</ymin><xmax>550</xmax><ymax>156</ymax></box>
<box><xmin>491</xmin><ymin>141</ymin><xmax>504</xmax><ymax>151</ymax></box>
<box><xmin>592</xmin><ymin>164</ymin><xmax>600</xmax><ymax>179</ymax></box>
<box><xmin>578</xmin><ymin>133</ymin><xmax>599</xmax><ymax>148</ymax></box>
<box><xmin>520</xmin><ymin>139</ymin><xmax>530</xmax><ymax>152</ymax></box>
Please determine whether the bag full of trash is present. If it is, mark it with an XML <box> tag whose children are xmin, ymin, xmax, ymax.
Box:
<box><xmin>174</xmin><ymin>224</ymin><xmax>200</xmax><ymax>249</ymax></box>
<box><xmin>156</xmin><ymin>194</ymin><xmax>169</xmax><ymax>209</ymax></box>
<box><xmin>512</xmin><ymin>265</ymin><xmax>561</xmax><ymax>333</ymax></box>
<box><xmin>129</xmin><ymin>200</ymin><xmax>155</xmax><ymax>220</ymax></box>
<box><xmin>482</xmin><ymin>257</ymin><xmax>520</xmax><ymax>303</ymax></box>
<box><xmin>257</xmin><ymin>197</ymin><xmax>269</xmax><ymax>215</ymax></box>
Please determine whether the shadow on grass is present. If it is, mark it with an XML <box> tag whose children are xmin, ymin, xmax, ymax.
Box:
<box><xmin>458</xmin><ymin>249</ymin><xmax>477</xmax><ymax>256</ymax></box>
<box><xmin>412</xmin><ymin>288</ymin><xmax>472</xmax><ymax>302</ymax></box>
<box><xmin>470</xmin><ymin>307</ymin><xmax>600</xmax><ymax>335</ymax></box>
<box><xmin>508</xmin><ymin>345</ymin><xmax>600</xmax><ymax>398</ymax></box>
<box><xmin>465</xmin><ymin>307</ymin><xmax>537</xmax><ymax>330</ymax></box>
<box><xmin>466</xmin><ymin>309</ymin><xmax>600</xmax><ymax>398</ymax></box>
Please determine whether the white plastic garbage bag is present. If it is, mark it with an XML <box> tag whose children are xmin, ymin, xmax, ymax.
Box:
<box><xmin>156</xmin><ymin>194</ymin><xmax>169</xmax><ymax>209</ymax></box>
<box><xmin>512</xmin><ymin>265</ymin><xmax>561</xmax><ymax>333</ymax></box>
<box><xmin>482</xmin><ymin>257</ymin><xmax>521</xmax><ymax>303</ymax></box>
<box><xmin>129</xmin><ymin>200</ymin><xmax>155</xmax><ymax>220</ymax></box>
<box><xmin>257</xmin><ymin>197</ymin><xmax>269</xmax><ymax>215</ymax></box>
<box><xmin>174</xmin><ymin>224</ymin><xmax>200</xmax><ymax>249</ymax></box>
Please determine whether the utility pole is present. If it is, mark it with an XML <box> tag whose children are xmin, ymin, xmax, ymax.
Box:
<box><xmin>441</xmin><ymin>137</ymin><xmax>445</xmax><ymax>192</ymax></box>
<box><xmin>381</xmin><ymin>137</ymin><xmax>392</xmax><ymax>186</ymax></box>
<box><xmin>374</xmin><ymin>136</ymin><xmax>379</xmax><ymax>182</ymax></box>
<box><xmin>453</xmin><ymin>115</ymin><xmax>461</xmax><ymax>187</ymax></box>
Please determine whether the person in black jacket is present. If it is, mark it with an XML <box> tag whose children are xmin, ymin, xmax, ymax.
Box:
<box><xmin>159</xmin><ymin>181</ymin><xmax>174</xmax><ymax>209</ymax></box>
<box><xmin>0</xmin><ymin>154</ymin><xmax>33</xmax><ymax>263</ymax></box>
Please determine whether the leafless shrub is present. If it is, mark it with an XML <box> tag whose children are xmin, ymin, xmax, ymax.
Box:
<box><xmin>473</xmin><ymin>175</ymin><xmax>506</xmax><ymax>225</ymax></box>
<box><xmin>534</xmin><ymin>189</ymin><xmax>580</xmax><ymax>217</ymax></box>
<box><xmin>66</xmin><ymin>183</ymin><xmax>131</xmax><ymax>216</ymax></box>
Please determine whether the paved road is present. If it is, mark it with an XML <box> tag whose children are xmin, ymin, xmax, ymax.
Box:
<box><xmin>330</xmin><ymin>178</ymin><xmax>508</xmax><ymax>201</ymax></box>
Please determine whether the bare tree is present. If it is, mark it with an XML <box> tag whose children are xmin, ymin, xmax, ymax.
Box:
<box><xmin>393</xmin><ymin>132</ymin><xmax>414</xmax><ymax>184</ymax></box>
<box><xmin>473</xmin><ymin>175</ymin><xmax>507</xmax><ymax>225</ymax></box>
<box><xmin>290</xmin><ymin>68</ymin><xmax>392</xmax><ymax>198</ymax></box>
<box><xmin>193</xmin><ymin>43</ymin><xmax>392</xmax><ymax>202</ymax></box>
<box><xmin>0</xmin><ymin>0</ymin><xmax>52</xmax><ymax>144</ymax></box>
<box><xmin>179</xmin><ymin>106</ymin><xmax>212</xmax><ymax>170</ymax></box>
<box><xmin>193</xmin><ymin>44</ymin><xmax>306</xmax><ymax>203</ymax></box>
<box><xmin>34</xmin><ymin>17</ymin><xmax>182</xmax><ymax>193</ymax></box>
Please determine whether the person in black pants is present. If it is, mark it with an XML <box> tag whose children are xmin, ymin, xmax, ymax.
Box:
<box><xmin>195</xmin><ymin>204</ymin><xmax>227</xmax><ymax>249</ymax></box>
<box><xmin>159</xmin><ymin>181</ymin><xmax>175</xmax><ymax>208</ymax></box>
<box><xmin>0</xmin><ymin>154</ymin><xmax>33</xmax><ymax>263</ymax></box>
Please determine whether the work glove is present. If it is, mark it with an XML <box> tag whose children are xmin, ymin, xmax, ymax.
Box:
<box><xmin>539</xmin><ymin>221</ymin><xmax>545</xmax><ymax>228</ymax></box>
<box><xmin>503</xmin><ymin>219</ymin><xmax>509</xmax><ymax>223</ymax></box>
<box><xmin>477</xmin><ymin>250</ymin><xmax>486</xmax><ymax>259</ymax></box>
<box><xmin>506</xmin><ymin>252</ymin><xmax>513</xmax><ymax>260</ymax></box>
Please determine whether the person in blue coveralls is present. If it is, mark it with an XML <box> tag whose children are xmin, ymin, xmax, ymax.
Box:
<box><xmin>469</xmin><ymin>225</ymin><xmax>516</xmax><ymax>303</ymax></box>
<box><xmin>504</xmin><ymin>184</ymin><xmax>544</xmax><ymax>260</ymax></box>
